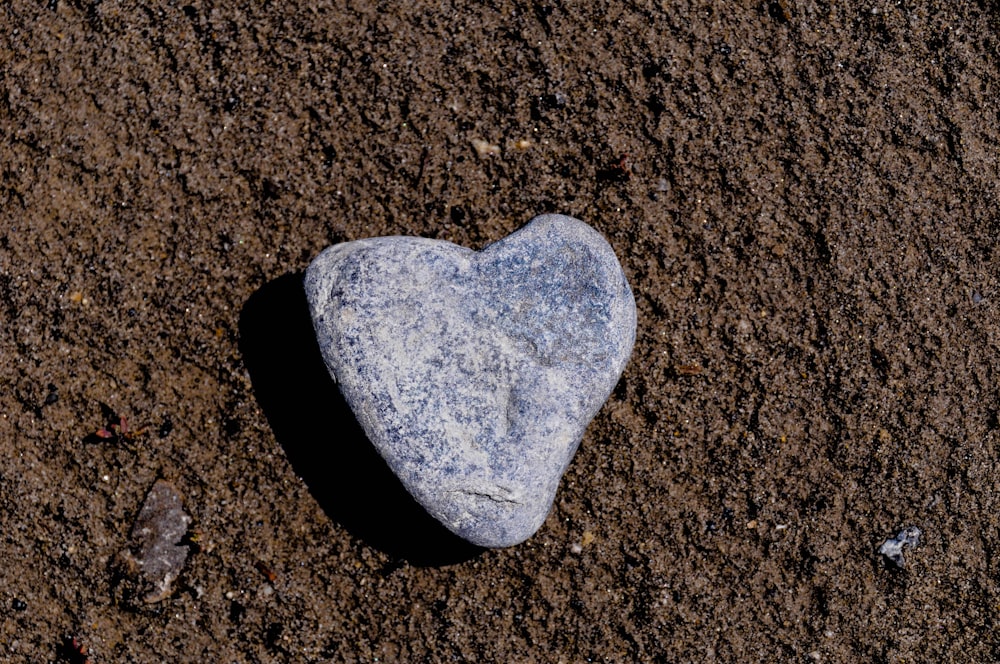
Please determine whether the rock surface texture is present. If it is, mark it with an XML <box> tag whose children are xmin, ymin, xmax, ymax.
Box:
<box><xmin>305</xmin><ymin>214</ymin><xmax>636</xmax><ymax>547</ymax></box>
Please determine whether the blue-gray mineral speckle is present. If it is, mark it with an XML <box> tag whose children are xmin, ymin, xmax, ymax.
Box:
<box><xmin>305</xmin><ymin>214</ymin><xmax>636</xmax><ymax>547</ymax></box>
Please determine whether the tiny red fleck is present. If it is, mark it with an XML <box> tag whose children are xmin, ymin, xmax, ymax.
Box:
<box><xmin>255</xmin><ymin>561</ymin><xmax>278</xmax><ymax>583</ymax></box>
<box><xmin>62</xmin><ymin>636</ymin><xmax>90</xmax><ymax>664</ymax></box>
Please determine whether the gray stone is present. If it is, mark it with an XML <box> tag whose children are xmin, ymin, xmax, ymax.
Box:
<box><xmin>305</xmin><ymin>214</ymin><xmax>636</xmax><ymax>547</ymax></box>
<box><xmin>878</xmin><ymin>525</ymin><xmax>922</xmax><ymax>568</ymax></box>
<box><xmin>117</xmin><ymin>479</ymin><xmax>192</xmax><ymax>604</ymax></box>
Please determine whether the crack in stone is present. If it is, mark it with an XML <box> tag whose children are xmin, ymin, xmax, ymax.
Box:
<box><xmin>449</xmin><ymin>488</ymin><xmax>523</xmax><ymax>505</ymax></box>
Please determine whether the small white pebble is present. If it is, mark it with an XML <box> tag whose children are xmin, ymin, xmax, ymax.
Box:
<box><xmin>878</xmin><ymin>526</ymin><xmax>922</xmax><ymax>567</ymax></box>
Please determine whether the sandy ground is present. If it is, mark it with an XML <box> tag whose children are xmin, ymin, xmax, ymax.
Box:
<box><xmin>2</xmin><ymin>0</ymin><xmax>1000</xmax><ymax>661</ymax></box>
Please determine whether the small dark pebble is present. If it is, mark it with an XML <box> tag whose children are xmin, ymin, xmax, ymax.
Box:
<box><xmin>12</xmin><ymin>598</ymin><xmax>27</xmax><ymax>611</ymax></box>
<box><xmin>229</xmin><ymin>600</ymin><xmax>246</xmax><ymax>624</ymax></box>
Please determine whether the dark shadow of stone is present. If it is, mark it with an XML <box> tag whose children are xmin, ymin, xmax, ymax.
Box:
<box><xmin>238</xmin><ymin>272</ymin><xmax>483</xmax><ymax>567</ymax></box>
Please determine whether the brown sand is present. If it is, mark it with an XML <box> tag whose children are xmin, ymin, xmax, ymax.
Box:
<box><xmin>2</xmin><ymin>0</ymin><xmax>999</xmax><ymax>661</ymax></box>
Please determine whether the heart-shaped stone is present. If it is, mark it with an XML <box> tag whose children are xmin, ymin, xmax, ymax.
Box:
<box><xmin>305</xmin><ymin>214</ymin><xmax>636</xmax><ymax>547</ymax></box>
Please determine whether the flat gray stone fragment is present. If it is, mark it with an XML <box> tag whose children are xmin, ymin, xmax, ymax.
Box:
<box><xmin>305</xmin><ymin>214</ymin><xmax>636</xmax><ymax>547</ymax></box>
<box><xmin>120</xmin><ymin>479</ymin><xmax>192</xmax><ymax>603</ymax></box>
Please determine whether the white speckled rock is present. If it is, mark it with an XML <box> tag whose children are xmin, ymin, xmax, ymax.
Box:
<box><xmin>304</xmin><ymin>214</ymin><xmax>636</xmax><ymax>547</ymax></box>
